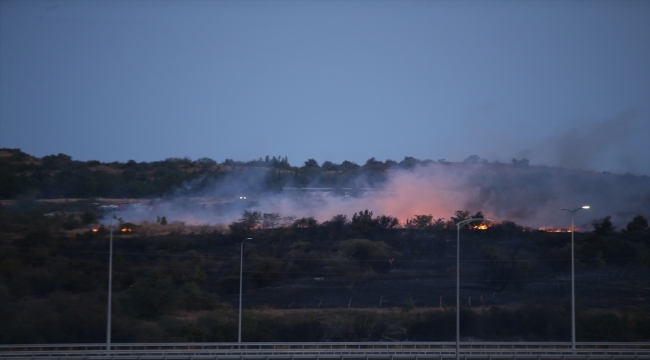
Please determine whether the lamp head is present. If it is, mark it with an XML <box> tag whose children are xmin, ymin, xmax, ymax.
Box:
<box><xmin>582</xmin><ymin>206</ymin><xmax>590</xmax><ymax>209</ymax></box>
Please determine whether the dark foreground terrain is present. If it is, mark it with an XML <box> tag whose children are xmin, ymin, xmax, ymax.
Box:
<box><xmin>1</xmin><ymin>197</ymin><xmax>649</xmax><ymax>344</ymax></box>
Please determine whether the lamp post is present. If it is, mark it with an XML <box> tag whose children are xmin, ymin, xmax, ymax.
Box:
<box><xmin>560</xmin><ymin>205</ymin><xmax>589</xmax><ymax>351</ymax></box>
<box><xmin>238</xmin><ymin>237</ymin><xmax>252</xmax><ymax>343</ymax></box>
<box><xmin>106</xmin><ymin>215</ymin><xmax>116</xmax><ymax>351</ymax></box>
<box><xmin>456</xmin><ymin>218</ymin><xmax>491</xmax><ymax>360</ymax></box>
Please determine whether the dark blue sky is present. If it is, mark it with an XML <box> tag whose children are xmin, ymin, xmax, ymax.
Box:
<box><xmin>1</xmin><ymin>0</ymin><xmax>648</xmax><ymax>174</ymax></box>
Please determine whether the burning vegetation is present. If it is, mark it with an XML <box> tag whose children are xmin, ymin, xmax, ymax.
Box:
<box><xmin>540</xmin><ymin>228</ymin><xmax>571</xmax><ymax>233</ymax></box>
<box><xmin>1</xmin><ymin>149</ymin><xmax>650</xmax><ymax>342</ymax></box>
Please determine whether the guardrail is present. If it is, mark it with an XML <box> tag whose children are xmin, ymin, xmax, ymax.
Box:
<box><xmin>1</xmin><ymin>342</ymin><xmax>649</xmax><ymax>359</ymax></box>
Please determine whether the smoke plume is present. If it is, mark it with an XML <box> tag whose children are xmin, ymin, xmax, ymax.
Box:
<box><xmin>518</xmin><ymin>110</ymin><xmax>650</xmax><ymax>175</ymax></box>
<box><xmin>108</xmin><ymin>161</ymin><xmax>650</xmax><ymax>230</ymax></box>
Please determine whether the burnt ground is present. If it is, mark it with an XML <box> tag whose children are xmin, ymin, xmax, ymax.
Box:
<box><xmin>220</xmin><ymin>267</ymin><xmax>650</xmax><ymax>312</ymax></box>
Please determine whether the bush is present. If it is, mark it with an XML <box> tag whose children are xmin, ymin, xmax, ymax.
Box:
<box><xmin>216</xmin><ymin>276</ymin><xmax>240</xmax><ymax>295</ymax></box>
<box><xmin>408</xmin><ymin>309</ymin><xmax>456</xmax><ymax>340</ymax></box>
<box><xmin>336</xmin><ymin>239</ymin><xmax>394</xmax><ymax>273</ymax></box>
<box><xmin>123</xmin><ymin>275</ymin><xmax>179</xmax><ymax>319</ymax></box>
<box><xmin>278</xmin><ymin>319</ymin><xmax>324</xmax><ymax>341</ymax></box>
<box><xmin>581</xmin><ymin>313</ymin><xmax>628</xmax><ymax>341</ymax></box>
<box><xmin>194</xmin><ymin>316</ymin><xmax>237</xmax><ymax>342</ymax></box>
<box><xmin>179</xmin><ymin>283</ymin><xmax>219</xmax><ymax>311</ymax></box>
<box><xmin>62</xmin><ymin>214</ymin><xmax>83</xmax><ymax>230</ymax></box>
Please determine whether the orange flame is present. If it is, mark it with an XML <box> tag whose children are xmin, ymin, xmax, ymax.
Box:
<box><xmin>539</xmin><ymin>228</ymin><xmax>570</xmax><ymax>233</ymax></box>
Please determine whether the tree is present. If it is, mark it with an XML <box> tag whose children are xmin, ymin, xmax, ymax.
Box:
<box><xmin>406</xmin><ymin>215</ymin><xmax>433</xmax><ymax>229</ymax></box>
<box><xmin>351</xmin><ymin>210</ymin><xmax>377</xmax><ymax>236</ymax></box>
<box><xmin>273</xmin><ymin>156</ymin><xmax>291</xmax><ymax>169</ymax></box>
<box><xmin>592</xmin><ymin>215</ymin><xmax>616</xmax><ymax>235</ymax></box>
<box><xmin>263</xmin><ymin>169</ymin><xmax>285</xmax><ymax>193</ymax></box>
<box><xmin>42</xmin><ymin>153</ymin><xmax>73</xmax><ymax>170</ymax></box>
<box><xmin>625</xmin><ymin>215</ymin><xmax>648</xmax><ymax>233</ymax></box>
<box><xmin>376</xmin><ymin>215</ymin><xmax>399</xmax><ymax>230</ymax></box>
<box><xmin>261</xmin><ymin>212</ymin><xmax>282</xmax><ymax>229</ymax></box>
<box><xmin>362</xmin><ymin>158</ymin><xmax>388</xmax><ymax>186</ymax></box>
<box><xmin>237</xmin><ymin>210</ymin><xmax>262</xmax><ymax>230</ymax></box>
<box><xmin>303</xmin><ymin>159</ymin><xmax>320</xmax><ymax>168</ymax></box>
<box><xmin>363</xmin><ymin>157</ymin><xmax>386</xmax><ymax>170</ymax></box>
<box><xmin>399</xmin><ymin>156</ymin><xmax>420</xmax><ymax>169</ymax></box>
<box><xmin>195</xmin><ymin>157</ymin><xmax>217</xmax><ymax>166</ymax></box>
<box><xmin>472</xmin><ymin>211</ymin><xmax>485</xmax><ymax>219</ymax></box>
<box><xmin>323</xmin><ymin>214</ymin><xmax>348</xmax><ymax>238</ymax></box>
<box><xmin>340</xmin><ymin>161</ymin><xmax>360</xmax><ymax>171</ymax></box>
<box><xmin>292</xmin><ymin>217</ymin><xmax>319</xmax><ymax>228</ymax></box>
<box><xmin>321</xmin><ymin>161</ymin><xmax>338</xmax><ymax>171</ymax></box>
<box><xmin>492</xmin><ymin>220</ymin><xmax>524</xmax><ymax>235</ymax></box>
<box><xmin>451</xmin><ymin>210</ymin><xmax>470</xmax><ymax>224</ymax></box>
<box><xmin>463</xmin><ymin>155</ymin><xmax>487</xmax><ymax>164</ymax></box>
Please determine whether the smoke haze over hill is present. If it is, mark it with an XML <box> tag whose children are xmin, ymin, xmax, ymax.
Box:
<box><xmin>515</xmin><ymin>110</ymin><xmax>650</xmax><ymax>176</ymax></box>
<box><xmin>112</xmin><ymin>162</ymin><xmax>650</xmax><ymax>230</ymax></box>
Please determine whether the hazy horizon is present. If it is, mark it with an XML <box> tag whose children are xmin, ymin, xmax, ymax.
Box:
<box><xmin>1</xmin><ymin>1</ymin><xmax>648</xmax><ymax>175</ymax></box>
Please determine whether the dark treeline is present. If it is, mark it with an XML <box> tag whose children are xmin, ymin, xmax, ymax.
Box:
<box><xmin>0</xmin><ymin>148</ymin><xmax>514</xmax><ymax>199</ymax></box>
<box><xmin>1</xmin><ymin>197</ymin><xmax>649</xmax><ymax>343</ymax></box>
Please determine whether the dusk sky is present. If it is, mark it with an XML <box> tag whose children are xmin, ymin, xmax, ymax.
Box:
<box><xmin>1</xmin><ymin>0</ymin><xmax>649</xmax><ymax>174</ymax></box>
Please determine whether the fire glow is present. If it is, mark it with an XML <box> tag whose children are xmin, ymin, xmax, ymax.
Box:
<box><xmin>540</xmin><ymin>228</ymin><xmax>570</xmax><ymax>233</ymax></box>
<box><xmin>98</xmin><ymin>160</ymin><xmax>650</xmax><ymax>231</ymax></box>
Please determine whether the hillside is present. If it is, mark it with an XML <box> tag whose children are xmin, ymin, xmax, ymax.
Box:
<box><xmin>1</xmin><ymin>195</ymin><xmax>649</xmax><ymax>343</ymax></box>
<box><xmin>1</xmin><ymin>149</ymin><xmax>649</xmax><ymax>343</ymax></box>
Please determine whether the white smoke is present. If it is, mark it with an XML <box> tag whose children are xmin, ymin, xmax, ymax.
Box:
<box><xmin>104</xmin><ymin>161</ymin><xmax>650</xmax><ymax>230</ymax></box>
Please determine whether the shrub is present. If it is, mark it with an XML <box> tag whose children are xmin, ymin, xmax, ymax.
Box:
<box><xmin>336</xmin><ymin>239</ymin><xmax>394</xmax><ymax>273</ymax></box>
<box><xmin>123</xmin><ymin>275</ymin><xmax>179</xmax><ymax>319</ymax></box>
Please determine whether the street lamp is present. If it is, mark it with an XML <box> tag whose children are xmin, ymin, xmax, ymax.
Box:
<box><xmin>238</xmin><ymin>237</ymin><xmax>252</xmax><ymax>343</ymax></box>
<box><xmin>106</xmin><ymin>215</ymin><xmax>119</xmax><ymax>352</ymax></box>
<box><xmin>456</xmin><ymin>218</ymin><xmax>491</xmax><ymax>360</ymax></box>
<box><xmin>560</xmin><ymin>205</ymin><xmax>589</xmax><ymax>351</ymax></box>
